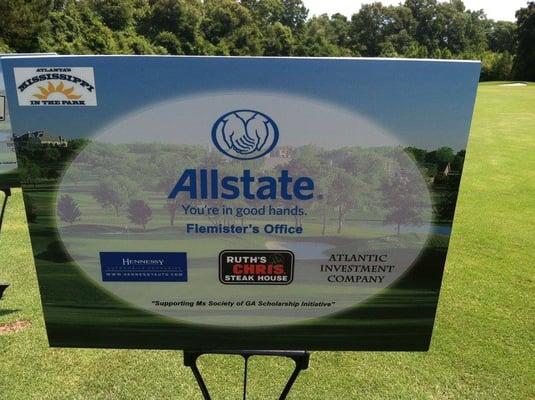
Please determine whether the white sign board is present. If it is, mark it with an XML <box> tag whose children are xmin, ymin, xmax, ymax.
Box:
<box><xmin>1</xmin><ymin>56</ymin><xmax>481</xmax><ymax>351</ymax></box>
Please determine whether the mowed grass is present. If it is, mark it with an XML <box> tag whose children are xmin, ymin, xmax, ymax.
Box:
<box><xmin>1</xmin><ymin>82</ymin><xmax>534</xmax><ymax>399</ymax></box>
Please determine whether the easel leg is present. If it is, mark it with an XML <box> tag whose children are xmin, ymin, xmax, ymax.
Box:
<box><xmin>0</xmin><ymin>187</ymin><xmax>11</xmax><ymax>235</ymax></box>
<box><xmin>184</xmin><ymin>350</ymin><xmax>310</xmax><ymax>400</ymax></box>
<box><xmin>0</xmin><ymin>188</ymin><xmax>12</xmax><ymax>299</ymax></box>
<box><xmin>184</xmin><ymin>352</ymin><xmax>212</xmax><ymax>400</ymax></box>
<box><xmin>279</xmin><ymin>353</ymin><xmax>309</xmax><ymax>400</ymax></box>
<box><xmin>242</xmin><ymin>356</ymin><xmax>249</xmax><ymax>400</ymax></box>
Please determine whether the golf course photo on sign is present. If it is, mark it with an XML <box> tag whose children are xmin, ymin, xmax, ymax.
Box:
<box><xmin>0</xmin><ymin>55</ymin><xmax>480</xmax><ymax>350</ymax></box>
<box><xmin>0</xmin><ymin>53</ymin><xmax>57</xmax><ymax>188</ymax></box>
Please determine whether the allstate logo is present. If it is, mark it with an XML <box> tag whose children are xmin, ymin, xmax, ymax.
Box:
<box><xmin>212</xmin><ymin>110</ymin><xmax>279</xmax><ymax>160</ymax></box>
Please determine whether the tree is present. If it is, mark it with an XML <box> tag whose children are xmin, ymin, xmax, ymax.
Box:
<box><xmin>93</xmin><ymin>180</ymin><xmax>123</xmax><ymax>216</ymax></box>
<box><xmin>451</xmin><ymin>150</ymin><xmax>466</xmax><ymax>172</ymax></box>
<box><xmin>329</xmin><ymin>13</ymin><xmax>352</xmax><ymax>49</ymax></box>
<box><xmin>405</xmin><ymin>147</ymin><xmax>427</xmax><ymax>165</ymax></box>
<box><xmin>165</xmin><ymin>199</ymin><xmax>180</xmax><ymax>226</ymax></box>
<box><xmin>0</xmin><ymin>0</ymin><xmax>523</xmax><ymax>81</ymax></box>
<box><xmin>127</xmin><ymin>199</ymin><xmax>152</xmax><ymax>230</ymax></box>
<box><xmin>66</xmin><ymin>165</ymin><xmax>83</xmax><ymax>187</ymax></box>
<box><xmin>263</xmin><ymin>22</ymin><xmax>294</xmax><ymax>55</ymax></box>
<box><xmin>90</xmin><ymin>0</ymin><xmax>135</xmax><ymax>30</ymax></box>
<box><xmin>44</xmin><ymin>147</ymin><xmax>61</xmax><ymax>162</ymax></box>
<box><xmin>202</xmin><ymin>0</ymin><xmax>262</xmax><ymax>56</ymax></box>
<box><xmin>481</xmin><ymin>51</ymin><xmax>514</xmax><ymax>81</ymax></box>
<box><xmin>241</xmin><ymin>0</ymin><xmax>284</xmax><ymax>26</ymax></box>
<box><xmin>486</xmin><ymin>20</ymin><xmax>517</xmax><ymax>53</ymax></box>
<box><xmin>405</xmin><ymin>0</ymin><xmax>441</xmax><ymax>53</ymax></box>
<box><xmin>436</xmin><ymin>175</ymin><xmax>461</xmax><ymax>221</ymax></box>
<box><xmin>384</xmin><ymin>5</ymin><xmax>417</xmax><ymax>55</ymax></box>
<box><xmin>350</xmin><ymin>3</ymin><xmax>390</xmax><ymax>57</ymax></box>
<box><xmin>24</xmin><ymin>197</ymin><xmax>38</xmax><ymax>224</ymax></box>
<box><xmin>148</xmin><ymin>0</ymin><xmax>203</xmax><ymax>54</ymax></box>
<box><xmin>241</xmin><ymin>0</ymin><xmax>307</xmax><ymax>33</ymax></box>
<box><xmin>46</xmin><ymin>168</ymin><xmax>61</xmax><ymax>181</ymax></box>
<box><xmin>435</xmin><ymin>147</ymin><xmax>455</xmax><ymax>165</ymax></box>
<box><xmin>93</xmin><ymin>177</ymin><xmax>138</xmax><ymax>216</ymax></box>
<box><xmin>0</xmin><ymin>38</ymin><xmax>11</xmax><ymax>52</ymax></box>
<box><xmin>154</xmin><ymin>31</ymin><xmax>183</xmax><ymax>54</ymax></box>
<box><xmin>114</xmin><ymin>29</ymin><xmax>167</xmax><ymax>54</ymax></box>
<box><xmin>514</xmin><ymin>2</ymin><xmax>535</xmax><ymax>81</ymax></box>
<box><xmin>279</xmin><ymin>0</ymin><xmax>308</xmax><ymax>32</ymax></box>
<box><xmin>38</xmin><ymin>1</ymin><xmax>115</xmax><ymax>54</ymax></box>
<box><xmin>404</xmin><ymin>0</ymin><xmax>488</xmax><ymax>56</ymax></box>
<box><xmin>22</xmin><ymin>164</ymin><xmax>41</xmax><ymax>188</ymax></box>
<box><xmin>68</xmin><ymin>138</ymin><xmax>91</xmax><ymax>153</ymax></box>
<box><xmin>380</xmin><ymin>172</ymin><xmax>425</xmax><ymax>235</ymax></box>
<box><xmin>0</xmin><ymin>0</ymin><xmax>51</xmax><ymax>51</ymax></box>
<box><xmin>57</xmin><ymin>194</ymin><xmax>82</xmax><ymax>224</ymax></box>
<box><xmin>327</xmin><ymin>169</ymin><xmax>360</xmax><ymax>234</ymax></box>
<box><xmin>313</xmin><ymin>171</ymin><xmax>335</xmax><ymax>236</ymax></box>
<box><xmin>296</xmin><ymin>15</ymin><xmax>346</xmax><ymax>57</ymax></box>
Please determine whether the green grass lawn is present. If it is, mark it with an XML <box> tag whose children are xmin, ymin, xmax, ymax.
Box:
<box><xmin>1</xmin><ymin>82</ymin><xmax>534</xmax><ymax>399</ymax></box>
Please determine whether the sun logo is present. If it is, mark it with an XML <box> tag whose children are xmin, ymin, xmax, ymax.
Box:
<box><xmin>33</xmin><ymin>81</ymin><xmax>82</xmax><ymax>100</ymax></box>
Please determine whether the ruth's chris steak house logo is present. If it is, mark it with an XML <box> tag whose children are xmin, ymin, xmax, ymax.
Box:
<box><xmin>14</xmin><ymin>67</ymin><xmax>97</xmax><ymax>106</ymax></box>
<box><xmin>219</xmin><ymin>250</ymin><xmax>294</xmax><ymax>285</ymax></box>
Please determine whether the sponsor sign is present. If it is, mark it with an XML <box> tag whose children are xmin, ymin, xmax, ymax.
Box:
<box><xmin>219</xmin><ymin>250</ymin><xmax>294</xmax><ymax>285</ymax></box>
<box><xmin>14</xmin><ymin>67</ymin><xmax>97</xmax><ymax>106</ymax></box>
<box><xmin>0</xmin><ymin>56</ymin><xmax>480</xmax><ymax>350</ymax></box>
<box><xmin>100</xmin><ymin>252</ymin><xmax>188</xmax><ymax>282</ymax></box>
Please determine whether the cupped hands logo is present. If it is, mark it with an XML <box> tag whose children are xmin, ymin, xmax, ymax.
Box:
<box><xmin>212</xmin><ymin>110</ymin><xmax>279</xmax><ymax>160</ymax></box>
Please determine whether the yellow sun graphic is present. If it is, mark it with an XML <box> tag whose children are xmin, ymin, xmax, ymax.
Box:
<box><xmin>33</xmin><ymin>81</ymin><xmax>82</xmax><ymax>100</ymax></box>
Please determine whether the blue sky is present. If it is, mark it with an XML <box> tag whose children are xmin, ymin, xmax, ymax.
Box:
<box><xmin>303</xmin><ymin>0</ymin><xmax>526</xmax><ymax>22</ymax></box>
<box><xmin>1</xmin><ymin>56</ymin><xmax>480</xmax><ymax>150</ymax></box>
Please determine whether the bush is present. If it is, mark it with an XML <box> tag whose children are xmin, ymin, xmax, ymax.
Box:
<box><xmin>480</xmin><ymin>51</ymin><xmax>514</xmax><ymax>81</ymax></box>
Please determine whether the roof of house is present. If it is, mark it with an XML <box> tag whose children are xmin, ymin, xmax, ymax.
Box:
<box><xmin>15</xmin><ymin>131</ymin><xmax>65</xmax><ymax>143</ymax></box>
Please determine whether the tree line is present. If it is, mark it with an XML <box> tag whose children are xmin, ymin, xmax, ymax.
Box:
<box><xmin>15</xmin><ymin>139</ymin><xmax>463</xmax><ymax>234</ymax></box>
<box><xmin>0</xmin><ymin>0</ymin><xmax>534</xmax><ymax>81</ymax></box>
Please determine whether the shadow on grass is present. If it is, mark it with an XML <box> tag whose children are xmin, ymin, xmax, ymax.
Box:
<box><xmin>0</xmin><ymin>309</ymin><xmax>20</xmax><ymax>317</ymax></box>
<box><xmin>36</xmin><ymin>240</ymin><xmax>74</xmax><ymax>263</ymax></box>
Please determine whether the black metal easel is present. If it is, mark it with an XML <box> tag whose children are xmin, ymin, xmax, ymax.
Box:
<box><xmin>184</xmin><ymin>350</ymin><xmax>310</xmax><ymax>400</ymax></box>
<box><xmin>0</xmin><ymin>187</ymin><xmax>12</xmax><ymax>299</ymax></box>
<box><xmin>0</xmin><ymin>187</ymin><xmax>11</xmax><ymax>234</ymax></box>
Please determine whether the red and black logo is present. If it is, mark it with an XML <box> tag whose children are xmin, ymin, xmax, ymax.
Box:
<box><xmin>219</xmin><ymin>250</ymin><xmax>294</xmax><ymax>285</ymax></box>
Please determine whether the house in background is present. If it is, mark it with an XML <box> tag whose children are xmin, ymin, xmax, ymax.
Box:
<box><xmin>433</xmin><ymin>162</ymin><xmax>460</xmax><ymax>183</ymax></box>
<box><xmin>14</xmin><ymin>131</ymin><xmax>68</xmax><ymax>147</ymax></box>
<box><xmin>0</xmin><ymin>133</ymin><xmax>14</xmax><ymax>153</ymax></box>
